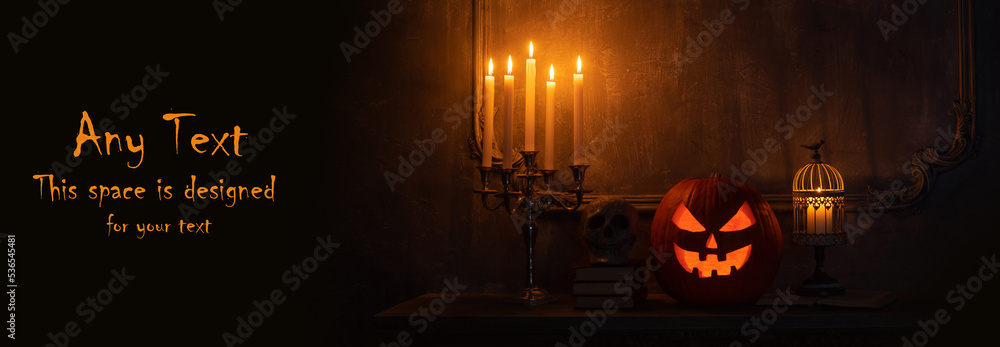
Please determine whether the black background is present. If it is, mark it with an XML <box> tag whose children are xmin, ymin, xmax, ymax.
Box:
<box><xmin>8</xmin><ymin>1</ymin><xmax>349</xmax><ymax>345</ymax></box>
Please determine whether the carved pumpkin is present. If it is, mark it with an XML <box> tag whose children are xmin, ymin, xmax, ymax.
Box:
<box><xmin>651</xmin><ymin>177</ymin><xmax>782</xmax><ymax>306</ymax></box>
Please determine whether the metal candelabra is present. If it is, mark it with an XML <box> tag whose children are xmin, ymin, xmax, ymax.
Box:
<box><xmin>474</xmin><ymin>150</ymin><xmax>591</xmax><ymax>306</ymax></box>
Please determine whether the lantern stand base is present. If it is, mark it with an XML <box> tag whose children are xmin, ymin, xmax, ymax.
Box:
<box><xmin>796</xmin><ymin>245</ymin><xmax>846</xmax><ymax>297</ymax></box>
<box><xmin>506</xmin><ymin>287</ymin><xmax>557</xmax><ymax>306</ymax></box>
<box><xmin>796</xmin><ymin>277</ymin><xmax>846</xmax><ymax>297</ymax></box>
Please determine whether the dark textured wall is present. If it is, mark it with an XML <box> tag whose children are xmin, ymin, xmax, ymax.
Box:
<box><xmin>484</xmin><ymin>0</ymin><xmax>961</xmax><ymax>195</ymax></box>
<box><xmin>325</xmin><ymin>0</ymin><xmax>1000</xmax><ymax>344</ymax></box>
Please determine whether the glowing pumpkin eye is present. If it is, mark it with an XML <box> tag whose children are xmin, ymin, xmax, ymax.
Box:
<box><xmin>672</xmin><ymin>203</ymin><xmax>706</xmax><ymax>232</ymax></box>
<box><xmin>719</xmin><ymin>201</ymin><xmax>756</xmax><ymax>232</ymax></box>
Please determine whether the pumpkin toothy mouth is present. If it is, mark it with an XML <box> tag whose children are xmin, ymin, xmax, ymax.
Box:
<box><xmin>673</xmin><ymin>243</ymin><xmax>752</xmax><ymax>278</ymax></box>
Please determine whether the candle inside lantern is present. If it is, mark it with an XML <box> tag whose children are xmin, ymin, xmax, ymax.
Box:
<box><xmin>822</xmin><ymin>198</ymin><xmax>833</xmax><ymax>233</ymax></box>
<box><xmin>816</xmin><ymin>189</ymin><xmax>829</xmax><ymax>234</ymax></box>
<box><xmin>482</xmin><ymin>59</ymin><xmax>495</xmax><ymax>168</ymax></box>
<box><xmin>816</xmin><ymin>203</ymin><xmax>828</xmax><ymax>234</ymax></box>
<box><xmin>545</xmin><ymin>65</ymin><xmax>556</xmax><ymax>170</ymax></box>
<box><xmin>573</xmin><ymin>56</ymin><xmax>584</xmax><ymax>165</ymax></box>
<box><xmin>525</xmin><ymin>42</ymin><xmax>536</xmax><ymax>152</ymax></box>
<box><xmin>504</xmin><ymin>56</ymin><xmax>514</xmax><ymax>169</ymax></box>
<box><xmin>806</xmin><ymin>203</ymin><xmax>819</xmax><ymax>235</ymax></box>
<box><xmin>806</xmin><ymin>197</ymin><xmax>831</xmax><ymax>235</ymax></box>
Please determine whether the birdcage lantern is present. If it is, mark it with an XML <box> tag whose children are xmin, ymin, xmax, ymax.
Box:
<box><xmin>792</xmin><ymin>140</ymin><xmax>847</xmax><ymax>296</ymax></box>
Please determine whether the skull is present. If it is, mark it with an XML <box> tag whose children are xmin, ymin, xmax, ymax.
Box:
<box><xmin>581</xmin><ymin>196</ymin><xmax>638</xmax><ymax>265</ymax></box>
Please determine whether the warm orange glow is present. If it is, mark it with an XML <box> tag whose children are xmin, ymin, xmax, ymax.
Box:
<box><xmin>675</xmin><ymin>243</ymin><xmax>752</xmax><ymax>278</ymax></box>
<box><xmin>549</xmin><ymin>64</ymin><xmax>554</xmax><ymax>81</ymax></box>
<box><xmin>576</xmin><ymin>56</ymin><xmax>582</xmax><ymax>74</ymax></box>
<box><xmin>672</xmin><ymin>203</ymin><xmax>706</xmax><ymax>232</ymax></box>
<box><xmin>529</xmin><ymin>42</ymin><xmax>534</xmax><ymax>58</ymax></box>
<box><xmin>488</xmin><ymin>59</ymin><xmax>493</xmax><ymax>75</ymax></box>
<box><xmin>719</xmin><ymin>201</ymin><xmax>757</xmax><ymax>232</ymax></box>
<box><xmin>816</xmin><ymin>187</ymin><xmax>823</xmax><ymax>193</ymax></box>
<box><xmin>705</xmin><ymin>234</ymin><xmax>718</xmax><ymax>249</ymax></box>
<box><xmin>507</xmin><ymin>56</ymin><xmax>513</xmax><ymax>75</ymax></box>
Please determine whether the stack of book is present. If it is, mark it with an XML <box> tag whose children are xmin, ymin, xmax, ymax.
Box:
<box><xmin>572</xmin><ymin>265</ymin><xmax>648</xmax><ymax>309</ymax></box>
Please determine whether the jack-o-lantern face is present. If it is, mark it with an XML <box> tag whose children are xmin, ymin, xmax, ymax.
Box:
<box><xmin>651</xmin><ymin>177</ymin><xmax>782</xmax><ymax>306</ymax></box>
<box><xmin>672</xmin><ymin>201</ymin><xmax>755</xmax><ymax>278</ymax></box>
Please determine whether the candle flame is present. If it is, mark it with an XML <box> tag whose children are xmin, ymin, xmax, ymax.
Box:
<box><xmin>488</xmin><ymin>59</ymin><xmax>493</xmax><ymax>75</ymax></box>
<box><xmin>549</xmin><ymin>64</ymin><xmax>555</xmax><ymax>81</ymax></box>
<box><xmin>507</xmin><ymin>55</ymin><xmax>513</xmax><ymax>75</ymax></box>
<box><xmin>529</xmin><ymin>42</ymin><xmax>534</xmax><ymax>58</ymax></box>
<box><xmin>576</xmin><ymin>56</ymin><xmax>582</xmax><ymax>74</ymax></box>
<box><xmin>816</xmin><ymin>187</ymin><xmax>823</xmax><ymax>193</ymax></box>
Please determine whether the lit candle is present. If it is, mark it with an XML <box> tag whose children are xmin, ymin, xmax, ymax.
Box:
<box><xmin>545</xmin><ymin>65</ymin><xmax>556</xmax><ymax>170</ymax></box>
<box><xmin>822</xmin><ymin>200</ymin><xmax>833</xmax><ymax>233</ymax></box>
<box><xmin>806</xmin><ymin>188</ymin><xmax>831</xmax><ymax>235</ymax></box>
<box><xmin>482</xmin><ymin>59</ymin><xmax>495</xmax><ymax>167</ymax></box>
<box><xmin>806</xmin><ymin>203</ymin><xmax>816</xmax><ymax>234</ymax></box>
<box><xmin>525</xmin><ymin>42</ymin><xmax>536</xmax><ymax>152</ymax></box>
<box><xmin>573</xmin><ymin>56</ymin><xmax>584</xmax><ymax>165</ymax></box>
<box><xmin>815</xmin><ymin>206</ymin><xmax>828</xmax><ymax>234</ymax></box>
<box><xmin>504</xmin><ymin>56</ymin><xmax>514</xmax><ymax>169</ymax></box>
<box><xmin>815</xmin><ymin>189</ymin><xmax>828</xmax><ymax>234</ymax></box>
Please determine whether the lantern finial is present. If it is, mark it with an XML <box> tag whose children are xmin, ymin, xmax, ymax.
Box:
<box><xmin>801</xmin><ymin>140</ymin><xmax>825</xmax><ymax>162</ymax></box>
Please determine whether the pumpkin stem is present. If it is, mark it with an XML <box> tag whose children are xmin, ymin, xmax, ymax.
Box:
<box><xmin>801</xmin><ymin>140</ymin><xmax>825</xmax><ymax>162</ymax></box>
<box><xmin>709</xmin><ymin>172</ymin><xmax>724</xmax><ymax>179</ymax></box>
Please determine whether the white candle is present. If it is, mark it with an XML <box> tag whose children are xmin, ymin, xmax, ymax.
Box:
<box><xmin>821</xmin><ymin>202</ymin><xmax>832</xmax><ymax>233</ymax></box>
<box><xmin>504</xmin><ymin>56</ymin><xmax>514</xmax><ymax>169</ymax></box>
<box><xmin>573</xmin><ymin>56</ymin><xmax>584</xmax><ymax>165</ymax></box>
<box><xmin>819</xmin><ymin>191</ymin><xmax>832</xmax><ymax>234</ymax></box>
<box><xmin>525</xmin><ymin>42</ymin><xmax>536</xmax><ymax>152</ymax></box>
<box><xmin>816</xmin><ymin>189</ymin><xmax>828</xmax><ymax>234</ymax></box>
<box><xmin>545</xmin><ymin>65</ymin><xmax>556</xmax><ymax>170</ymax></box>
<box><xmin>806</xmin><ymin>203</ymin><xmax>816</xmax><ymax>234</ymax></box>
<box><xmin>825</xmin><ymin>199</ymin><xmax>834</xmax><ymax>232</ymax></box>
<box><xmin>815</xmin><ymin>204</ymin><xmax>828</xmax><ymax>234</ymax></box>
<box><xmin>482</xmin><ymin>59</ymin><xmax>495</xmax><ymax>167</ymax></box>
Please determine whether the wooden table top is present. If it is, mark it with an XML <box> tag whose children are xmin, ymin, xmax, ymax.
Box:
<box><xmin>374</xmin><ymin>293</ymin><xmax>923</xmax><ymax>332</ymax></box>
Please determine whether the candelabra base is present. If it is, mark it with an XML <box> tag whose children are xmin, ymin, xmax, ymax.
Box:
<box><xmin>506</xmin><ymin>287</ymin><xmax>557</xmax><ymax>306</ymax></box>
<box><xmin>474</xmin><ymin>150</ymin><xmax>588</xmax><ymax>307</ymax></box>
